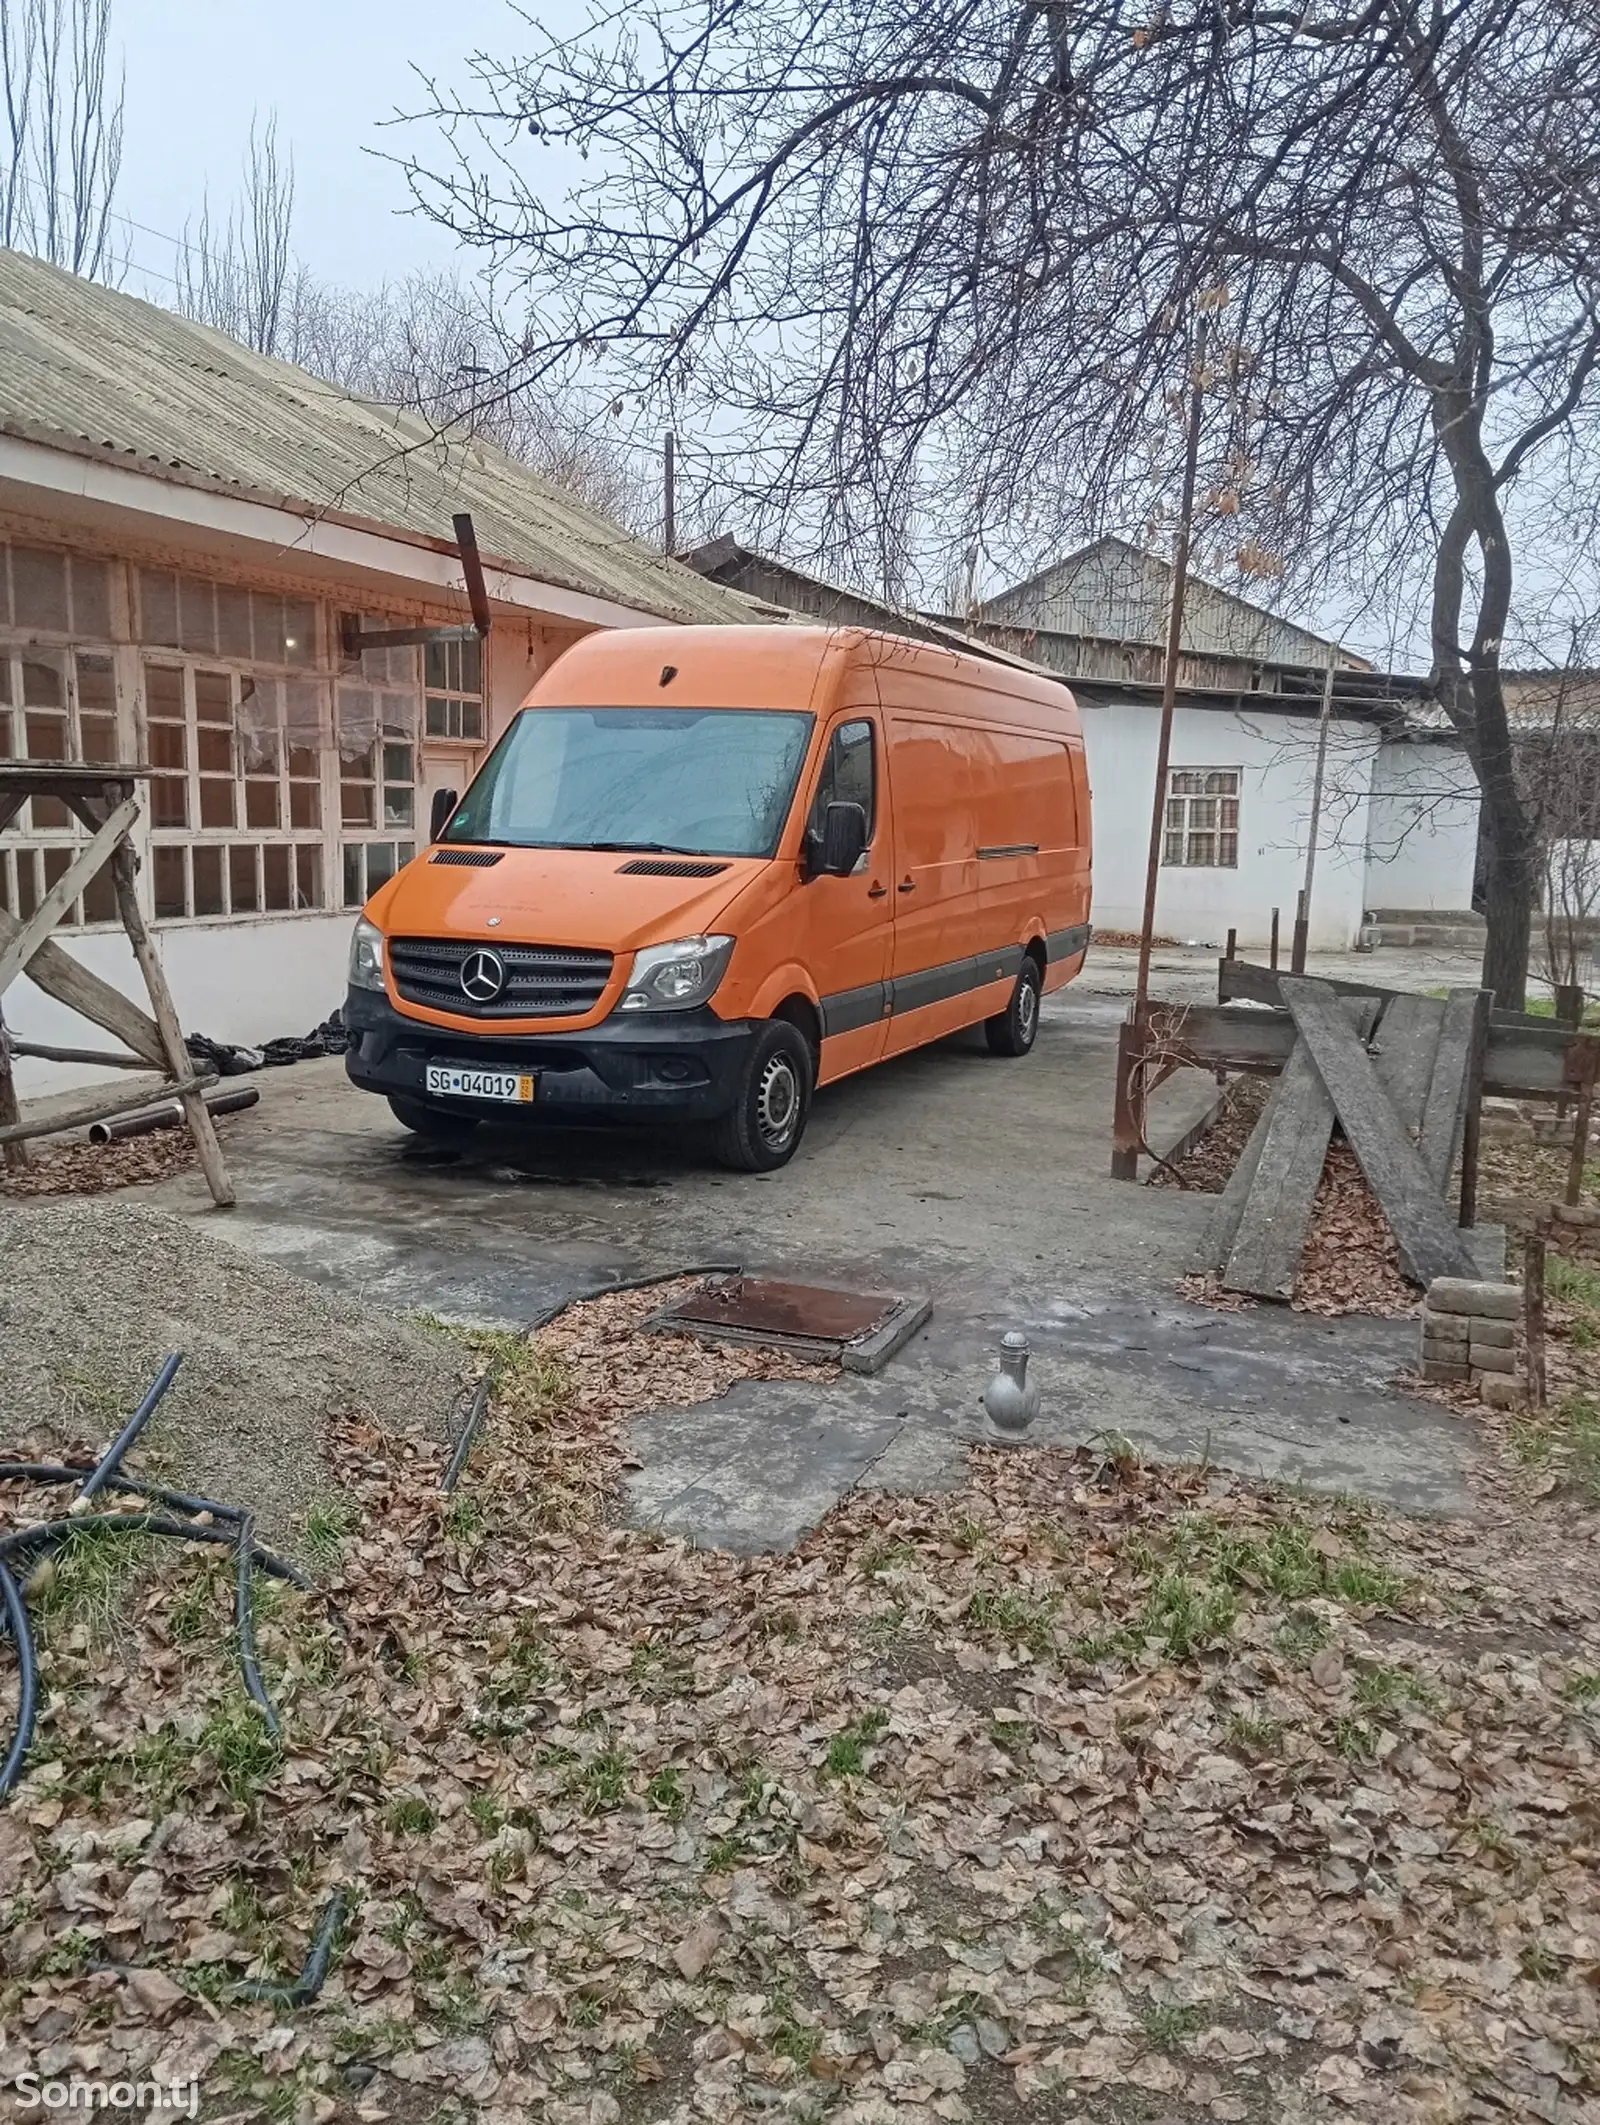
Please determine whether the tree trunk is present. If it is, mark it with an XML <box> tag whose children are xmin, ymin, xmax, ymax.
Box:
<box><xmin>1480</xmin><ymin>818</ymin><xmax>1536</xmax><ymax>1008</ymax></box>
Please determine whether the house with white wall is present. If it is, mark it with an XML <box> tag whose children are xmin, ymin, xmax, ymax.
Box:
<box><xmin>0</xmin><ymin>249</ymin><xmax>763</xmax><ymax>1092</ymax></box>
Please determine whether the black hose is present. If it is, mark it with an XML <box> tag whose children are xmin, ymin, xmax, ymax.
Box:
<box><xmin>0</xmin><ymin>1557</ymin><xmax>38</xmax><ymax>1802</ymax></box>
<box><xmin>234</xmin><ymin>1516</ymin><xmax>280</xmax><ymax>1737</ymax></box>
<box><xmin>0</xmin><ymin>1464</ymin><xmax>245</xmax><ymax>1523</ymax></box>
<box><xmin>233</xmin><ymin>1888</ymin><xmax>349</xmax><ymax>2006</ymax></box>
<box><xmin>74</xmin><ymin>1355</ymin><xmax>183</xmax><ymax>1506</ymax></box>
<box><xmin>437</xmin><ymin>1261</ymin><xmax>743</xmax><ymax>1494</ymax></box>
<box><xmin>0</xmin><ymin>1514</ymin><xmax>309</xmax><ymax>1588</ymax></box>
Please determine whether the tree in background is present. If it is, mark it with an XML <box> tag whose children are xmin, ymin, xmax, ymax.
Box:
<box><xmin>397</xmin><ymin>0</ymin><xmax>1600</xmax><ymax>1007</ymax></box>
<box><xmin>0</xmin><ymin>0</ymin><xmax>122</xmax><ymax>279</ymax></box>
<box><xmin>174</xmin><ymin>115</ymin><xmax>294</xmax><ymax>359</ymax></box>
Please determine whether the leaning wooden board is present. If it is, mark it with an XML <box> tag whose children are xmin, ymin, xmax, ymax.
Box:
<box><xmin>1279</xmin><ymin>978</ymin><xmax>1476</xmax><ymax>1286</ymax></box>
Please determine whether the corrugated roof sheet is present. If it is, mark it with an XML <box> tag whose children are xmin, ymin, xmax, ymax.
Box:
<box><xmin>0</xmin><ymin>247</ymin><xmax>761</xmax><ymax>627</ymax></box>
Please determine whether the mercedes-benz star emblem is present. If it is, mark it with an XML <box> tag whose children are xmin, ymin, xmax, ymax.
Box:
<box><xmin>460</xmin><ymin>948</ymin><xmax>506</xmax><ymax>1004</ymax></box>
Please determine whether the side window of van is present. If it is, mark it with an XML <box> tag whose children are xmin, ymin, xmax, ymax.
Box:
<box><xmin>809</xmin><ymin>719</ymin><xmax>876</xmax><ymax>840</ymax></box>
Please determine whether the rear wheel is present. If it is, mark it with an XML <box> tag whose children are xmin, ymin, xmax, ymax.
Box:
<box><xmin>985</xmin><ymin>956</ymin><xmax>1043</xmax><ymax>1057</ymax></box>
<box><xmin>387</xmin><ymin>1094</ymin><xmax>480</xmax><ymax>1141</ymax></box>
<box><xmin>714</xmin><ymin>1021</ymin><xmax>813</xmax><ymax>1171</ymax></box>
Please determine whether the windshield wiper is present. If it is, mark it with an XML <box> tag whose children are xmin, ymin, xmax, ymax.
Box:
<box><xmin>567</xmin><ymin>839</ymin><xmax>707</xmax><ymax>855</ymax></box>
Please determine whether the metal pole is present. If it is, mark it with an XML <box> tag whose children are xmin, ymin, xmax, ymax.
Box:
<box><xmin>664</xmin><ymin>432</ymin><xmax>677</xmax><ymax>555</ymax></box>
<box><xmin>1295</xmin><ymin>653</ymin><xmax>1337</xmax><ymax>973</ymax></box>
<box><xmin>1134</xmin><ymin>318</ymin><xmax>1211</xmax><ymax>1019</ymax></box>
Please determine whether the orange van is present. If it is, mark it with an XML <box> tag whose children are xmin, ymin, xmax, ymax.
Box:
<box><xmin>344</xmin><ymin>625</ymin><xmax>1092</xmax><ymax>1169</ymax></box>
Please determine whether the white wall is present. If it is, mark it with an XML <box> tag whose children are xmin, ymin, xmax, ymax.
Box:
<box><xmin>9</xmin><ymin>913</ymin><xmax>353</xmax><ymax>1097</ymax></box>
<box><xmin>1363</xmin><ymin>739</ymin><xmax>1480</xmax><ymax>913</ymax></box>
<box><xmin>1079</xmin><ymin>698</ymin><xmax>1375</xmax><ymax>949</ymax></box>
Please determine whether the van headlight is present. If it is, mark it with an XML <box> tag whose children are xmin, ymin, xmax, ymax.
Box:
<box><xmin>348</xmin><ymin>917</ymin><xmax>386</xmax><ymax>991</ymax></box>
<box><xmin>617</xmin><ymin>935</ymin><xmax>734</xmax><ymax>1012</ymax></box>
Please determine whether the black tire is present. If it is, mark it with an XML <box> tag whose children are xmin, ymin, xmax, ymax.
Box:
<box><xmin>387</xmin><ymin>1094</ymin><xmax>481</xmax><ymax>1141</ymax></box>
<box><xmin>985</xmin><ymin>956</ymin><xmax>1043</xmax><ymax>1057</ymax></box>
<box><xmin>714</xmin><ymin>1020</ymin><xmax>813</xmax><ymax>1172</ymax></box>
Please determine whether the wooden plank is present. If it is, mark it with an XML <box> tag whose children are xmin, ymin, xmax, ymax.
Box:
<box><xmin>1193</xmin><ymin>1071</ymin><xmax>1288</xmax><ymax>1274</ymax></box>
<box><xmin>0</xmin><ymin>797</ymin><xmax>140</xmax><ymax>1000</ymax></box>
<box><xmin>1220</xmin><ymin>958</ymin><xmax>1402</xmax><ymax>1010</ymax></box>
<box><xmin>8</xmin><ymin>1039</ymin><xmax>152</xmax><ymax>1068</ymax></box>
<box><xmin>1280</xmin><ymin>976</ymin><xmax>1476</xmax><ymax>1285</ymax></box>
<box><xmin>1222</xmin><ymin>998</ymin><xmax>1377</xmax><ymax>1299</ymax></box>
<box><xmin>1419</xmin><ymin>989</ymin><xmax>1488</xmax><ymax>1189</ymax></box>
<box><xmin>1147</xmin><ymin>1003</ymin><xmax>1300</xmax><ymax>1074</ymax></box>
<box><xmin>1483</xmin><ymin>1020</ymin><xmax>1595</xmax><ymax>1099</ymax></box>
<box><xmin>0</xmin><ymin>1001</ymin><xmax>29</xmax><ymax>1173</ymax></box>
<box><xmin>0</xmin><ymin>912</ymin><xmax>167</xmax><ymax>1070</ymax></box>
<box><xmin>1368</xmin><ymin>992</ymin><xmax>1444</xmax><ymax>1137</ymax></box>
<box><xmin>108</xmin><ymin>845</ymin><xmax>235</xmax><ymax>1209</ymax></box>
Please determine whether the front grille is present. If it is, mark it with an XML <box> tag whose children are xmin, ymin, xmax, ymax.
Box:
<box><xmin>430</xmin><ymin>848</ymin><xmax>503</xmax><ymax>868</ymax></box>
<box><xmin>389</xmin><ymin>937</ymin><xmax>614</xmax><ymax>1019</ymax></box>
<box><xmin>617</xmin><ymin>857</ymin><xmax>729</xmax><ymax>878</ymax></box>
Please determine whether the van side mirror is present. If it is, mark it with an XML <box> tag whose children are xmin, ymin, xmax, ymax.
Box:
<box><xmin>429</xmin><ymin>788</ymin><xmax>459</xmax><ymax>843</ymax></box>
<box><xmin>814</xmin><ymin>800</ymin><xmax>868</xmax><ymax>878</ymax></box>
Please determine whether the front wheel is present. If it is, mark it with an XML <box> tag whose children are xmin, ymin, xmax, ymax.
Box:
<box><xmin>387</xmin><ymin>1094</ymin><xmax>480</xmax><ymax>1141</ymax></box>
<box><xmin>985</xmin><ymin>957</ymin><xmax>1043</xmax><ymax>1057</ymax></box>
<box><xmin>714</xmin><ymin>1021</ymin><xmax>813</xmax><ymax>1171</ymax></box>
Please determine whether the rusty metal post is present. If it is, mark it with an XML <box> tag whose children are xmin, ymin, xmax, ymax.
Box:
<box><xmin>1110</xmin><ymin>1006</ymin><xmax>1147</xmax><ymax>1181</ymax></box>
<box><xmin>1567</xmin><ymin>1077</ymin><xmax>1595</xmax><ymax>1206</ymax></box>
<box><xmin>1269</xmin><ymin>907</ymin><xmax>1280</xmax><ymax>970</ymax></box>
<box><xmin>1225</xmin><ymin>927</ymin><xmax>1237</xmax><ymax>961</ymax></box>
<box><xmin>1458</xmin><ymin>991</ymin><xmax>1491</xmax><ymax>1229</ymax></box>
<box><xmin>1524</xmin><ymin>1225</ymin><xmax>1547</xmax><ymax>1410</ymax></box>
<box><xmin>664</xmin><ymin>432</ymin><xmax>677</xmax><ymax>554</ymax></box>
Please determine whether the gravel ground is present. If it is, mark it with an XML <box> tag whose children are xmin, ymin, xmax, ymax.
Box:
<box><xmin>0</xmin><ymin>1197</ymin><xmax>468</xmax><ymax>1544</ymax></box>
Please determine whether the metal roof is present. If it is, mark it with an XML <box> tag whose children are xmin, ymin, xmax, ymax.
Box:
<box><xmin>0</xmin><ymin>247</ymin><xmax>763</xmax><ymax>627</ymax></box>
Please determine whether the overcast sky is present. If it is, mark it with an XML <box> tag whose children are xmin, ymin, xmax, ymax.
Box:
<box><xmin>113</xmin><ymin>0</ymin><xmax>549</xmax><ymax>293</ymax></box>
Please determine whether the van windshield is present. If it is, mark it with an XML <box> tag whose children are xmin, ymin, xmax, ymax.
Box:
<box><xmin>443</xmin><ymin>706</ymin><xmax>816</xmax><ymax>859</ymax></box>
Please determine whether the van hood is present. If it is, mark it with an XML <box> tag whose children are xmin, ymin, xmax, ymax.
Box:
<box><xmin>372</xmin><ymin>847</ymin><xmax>764</xmax><ymax>954</ymax></box>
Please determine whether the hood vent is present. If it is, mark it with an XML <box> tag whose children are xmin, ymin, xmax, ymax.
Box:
<box><xmin>430</xmin><ymin>847</ymin><xmax>503</xmax><ymax>868</ymax></box>
<box><xmin>617</xmin><ymin>857</ymin><xmax>729</xmax><ymax>878</ymax></box>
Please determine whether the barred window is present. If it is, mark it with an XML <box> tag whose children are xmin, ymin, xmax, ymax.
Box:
<box><xmin>424</xmin><ymin>636</ymin><xmax>484</xmax><ymax>741</ymax></box>
<box><xmin>2</xmin><ymin>542</ymin><xmax>111</xmax><ymax>639</ymax></box>
<box><xmin>1162</xmin><ymin>768</ymin><xmax>1240</xmax><ymax>868</ymax></box>
<box><xmin>0</xmin><ymin>650</ymin><xmax>123</xmax><ymax>926</ymax></box>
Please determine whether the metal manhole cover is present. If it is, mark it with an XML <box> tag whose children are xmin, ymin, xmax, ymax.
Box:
<box><xmin>652</xmin><ymin>1275</ymin><xmax>929</xmax><ymax>1374</ymax></box>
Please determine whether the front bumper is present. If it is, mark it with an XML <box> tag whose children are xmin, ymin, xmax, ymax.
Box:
<box><xmin>342</xmin><ymin>986</ymin><xmax>755</xmax><ymax>1122</ymax></box>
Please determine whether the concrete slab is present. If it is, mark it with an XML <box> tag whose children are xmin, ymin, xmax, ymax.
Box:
<box><xmin>141</xmin><ymin>978</ymin><xmax>1478</xmax><ymax>1548</ymax></box>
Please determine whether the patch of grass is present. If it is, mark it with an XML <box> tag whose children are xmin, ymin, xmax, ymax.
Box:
<box><xmin>36</xmin><ymin>1929</ymin><xmax>95</xmax><ymax>1978</ymax></box>
<box><xmin>1139</xmin><ymin>2001</ymin><xmax>1206</xmax><ymax>2049</ymax></box>
<box><xmin>702</xmin><ymin>1834</ymin><xmax>751</xmax><ymax>1872</ymax></box>
<box><xmin>166</xmin><ymin>1565</ymin><xmax>223</xmax><ymax>1648</ymax></box>
<box><xmin>823</xmin><ymin>1708</ymin><xmax>890</xmax><ymax>1779</ymax></box>
<box><xmin>646</xmin><ymin>1767</ymin><xmax>687</xmax><ymax>1820</ymax></box>
<box><xmin>566</xmin><ymin>1993</ymin><xmax>606</xmax><ymax>2030</ymax></box>
<box><xmin>1331</xmin><ymin>1714</ymin><xmax>1378</xmax><ymax>1762</ymax></box>
<box><xmin>1519</xmin><ymin>1938</ymin><xmax>1563</xmax><ymax>1983</ymax></box>
<box><xmin>1354</xmin><ymin>1663</ymin><xmax>1438</xmax><ymax>1714</ymax></box>
<box><xmin>568</xmin><ymin>1748</ymin><xmax>631</xmax><ymax>1814</ymax></box>
<box><xmin>300</xmin><ymin>1499</ymin><xmax>355</xmax><ymax>1570</ymax></box>
<box><xmin>221</xmin><ymin>1876</ymin><xmax>268</xmax><ymax>1940</ymax></box>
<box><xmin>1562</xmin><ymin>1668</ymin><xmax>1600</xmax><ymax>1706</ymax></box>
<box><xmin>1276</xmin><ymin>1611</ymin><xmax>1333</xmax><ymax>1662</ymax></box>
<box><xmin>965</xmin><ymin>1586</ymin><xmax>1058</xmax><ymax>1656</ymax></box>
<box><xmin>444</xmin><ymin>1493</ymin><xmax>486</xmax><ymax>1543</ymax></box>
<box><xmin>387</xmin><ymin>1795</ymin><xmax>439</xmax><ymax>1837</ymax></box>
<box><xmin>1330</xmin><ymin>1557</ymin><xmax>1406</xmax><ymax>1607</ymax></box>
<box><xmin>36</xmin><ymin>1527</ymin><xmax>161</xmax><ymax>1643</ymax></box>
<box><xmin>467</xmin><ymin>1792</ymin><xmax>504</xmax><ymax>1836</ymax></box>
<box><xmin>198</xmin><ymin>1697</ymin><xmax>281</xmax><ymax>1803</ymax></box>
<box><xmin>989</xmin><ymin>1716</ymin><xmax>1034</xmax><ymax>1755</ymax></box>
<box><xmin>1225</xmin><ymin>1711</ymin><xmax>1285</xmax><ymax>1755</ymax></box>
<box><xmin>1509</xmin><ymin>1392</ymin><xmax>1600</xmax><ymax>1500</ymax></box>
<box><xmin>1142</xmin><ymin>1570</ymin><xmax>1236</xmax><ymax>1659</ymax></box>
<box><xmin>859</xmin><ymin>1536</ymin><xmax>919</xmax><ymax>1577</ymax></box>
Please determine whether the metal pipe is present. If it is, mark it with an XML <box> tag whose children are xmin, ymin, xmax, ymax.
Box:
<box><xmin>452</xmin><ymin>512</ymin><xmax>493</xmax><ymax>639</ymax></box>
<box><xmin>1295</xmin><ymin>654</ymin><xmax>1337</xmax><ymax>972</ymax></box>
<box><xmin>0</xmin><ymin>1558</ymin><xmax>39</xmax><ymax>1801</ymax></box>
<box><xmin>235</xmin><ymin>1515</ymin><xmax>281</xmax><ymax>1736</ymax></box>
<box><xmin>73</xmin><ymin>1355</ymin><xmax>183</xmax><ymax>1507</ymax></box>
<box><xmin>88</xmin><ymin>1084</ymin><xmax>258</xmax><ymax>1144</ymax></box>
<box><xmin>1134</xmin><ymin>317</ymin><xmax>1210</xmax><ymax>1021</ymax></box>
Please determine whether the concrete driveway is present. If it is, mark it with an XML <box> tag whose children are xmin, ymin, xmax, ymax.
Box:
<box><xmin>146</xmin><ymin>963</ymin><xmax>1479</xmax><ymax>1544</ymax></box>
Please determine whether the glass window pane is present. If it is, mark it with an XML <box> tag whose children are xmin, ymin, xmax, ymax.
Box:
<box><xmin>366</xmin><ymin>842</ymin><xmax>397</xmax><ymax>890</ymax></box>
<box><xmin>230</xmin><ymin>844</ymin><xmax>260</xmax><ymax>914</ymax></box>
<box><xmin>251</xmin><ymin>593</ymin><xmax>285</xmax><ymax>662</ymax></box>
<box><xmin>140</xmin><ymin>571</ymin><xmax>180</xmax><ymax>648</ymax></box>
<box><xmin>425</xmin><ymin>697</ymin><xmax>448</xmax><ymax>737</ymax></box>
<box><xmin>151</xmin><ymin>776</ymin><xmax>188</xmax><ymax>828</ymax></box>
<box><xmin>283</xmin><ymin>600</ymin><xmax>314</xmax><ymax>665</ymax></box>
<box><xmin>76</xmin><ymin>654</ymin><xmax>115</xmax><ymax>713</ymax></box>
<box><xmin>149</xmin><ymin>721</ymin><xmax>186</xmax><ymax>771</ymax></box>
<box><xmin>70</xmin><ymin>556</ymin><xmax>111</xmax><ymax>640</ymax></box>
<box><xmin>383</xmin><ymin>743</ymin><xmax>412</xmax><ymax>783</ymax></box>
<box><xmin>25</xmin><ymin>712</ymin><xmax>68</xmax><ymax>759</ymax></box>
<box><xmin>153</xmin><ymin>846</ymin><xmax>187</xmax><ymax>918</ymax></box>
<box><xmin>380</xmin><ymin>692</ymin><xmax>415</xmax><ymax>739</ymax></box>
<box><xmin>197</xmin><ymin>725</ymin><xmax>232</xmax><ymax>774</ymax></box>
<box><xmin>179</xmin><ymin>577</ymin><xmax>217</xmax><ymax>656</ymax></box>
<box><xmin>383</xmin><ymin>785</ymin><xmax>414</xmax><ymax>828</ymax></box>
<box><xmin>424</xmin><ymin>642</ymin><xmax>446</xmax><ymax>692</ymax></box>
<box><xmin>1163</xmin><ymin>830</ymin><xmax>1183</xmax><ymax>865</ymax></box>
<box><xmin>284</xmin><ymin>682</ymin><xmax>322</xmax><ymax>777</ymax></box>
<box><xmin>30</xmin><ymin>796</ymin><xmax>71</xmax><ymax>831</ymax></box>
<box><xmin>81</xmin><ymin>862</ymin><xmax>116</xmax><ymax>924</ymax></box>
<box><xmin>194</xmin><ymin>669</ymin><xmax>231</xmax><ymax>724</ymax></box>
<box><xmin>12</xmin><ymin>547</ymin><xmax>70</xmax><ymax>631</ymax></box>
<box><xmin>461</xmin><ymin>636</ymin><xmax>481</xmax><ymax>695</ymax></box>
<box><xmin>193</xmin><ymin>845</ymin><xmax>225</xmax><ymax>916</ymax></box>
<box><xmin>461</xmin><ymin>702</ymin><xmax>483</xmax><ymax>741</ymax></box>
<box><xmin>16</xmin><ymin>849</ymin><xmax>38</xmax><ymax>918</ymax></box>
<box><xmin>289</xmin><ymin>779</ymin><xmax>320</xmax><ymax>829</ymax></box>
<box><xmin>80</xmin><ymin>716</ymin><xmax>118</xmax><ymax>763</ymax></box>
<box><xmin>341</xmin><ymin>782</ymin><xmax>374</xmax><ymax>827</ymax></box>
<box><xmin>342</xmin><ymin>843</ymin><xmax>364</xmax><ymax>908</ymax></box>
<box><xmin>200</xmin><ymin>778</ymin><xmax>236</xmax><ymax>829</ymax></box>
<box><xmin>1219</xmin><ymin>833</ymin><xmax>1238</xmax><ymax>867</ymax></box>
<box><xmin>0</xmin><ymin>851</ymin><xmax>12</xmax><ymax>916</ymax></box>
<box><xmin>145</xmin><ymin>663</ymin><xmax>185</xmax><ymax>719</ymax></box>
<box><xmin>264</xmin><ymin>843</ymin><xmax>293</xmax><ymax>911</ymax></box>
<box><xmin>245</xmin><ymin>779</ymin><xmax>281</xmax><ymax>829</ymax></box>
<box><xmin>295</xmin><ymin>844</ymin><xmax>321</xmax><ymax>910</ymax></box>
<box><xmin>43</xmin><ymin>846</ymin><xmax>75</xmax><ymax>923</ymax></box>
<box><xmin>216</xmin><ymin>584</ymin><xmax>254</xmax><ymax>661</ymax></box>
<box><xmin>22</xmin><ymin>659</ymin><xmax>64</xmax><ymax>707</ymax></box>
<box><xmin>338</xmin><ymin>685</ymin><xmax>376</xmax><ymax>761</ymax></box>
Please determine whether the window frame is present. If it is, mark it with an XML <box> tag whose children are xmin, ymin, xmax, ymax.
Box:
<box><xmin>807</xmin><ymin>716</ymin><xmax>879</xmax><ymax>848</ymax></box>
<box><xmin>1161</xmin><ymin>767</ymin><xmax>1241</xmax><ymax>870</ymax></box>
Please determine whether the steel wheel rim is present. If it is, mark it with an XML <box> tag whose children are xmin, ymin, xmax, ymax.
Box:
<box><xmin>756</xmin><ymin>1054</ymin><xmax>800</xmax><ymax>1148</ymax></box>
<box><xmin>1018</xmin><ymin>977</ymin><xmax>1039</xmax><ymax>1042</ymax></box>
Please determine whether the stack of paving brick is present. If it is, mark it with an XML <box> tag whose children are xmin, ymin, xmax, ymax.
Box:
<box><xmin>1420</xmin><ymin>1278</ymin><xmax>1521</xmax><ymax>1406</ymax></box>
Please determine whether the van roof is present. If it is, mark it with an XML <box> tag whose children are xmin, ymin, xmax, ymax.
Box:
<box><xmin>531</xmin><ymin>623</ymin><xmax>1079</xmax><ymax>720</ymax></box>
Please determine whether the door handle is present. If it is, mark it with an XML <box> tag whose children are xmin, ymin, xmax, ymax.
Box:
<box><xmin>867</xmin><ymin>882</ymin><xmax>888</xmax><ymax>899</ymax></box>
<box><xmin>897</xmin><ymin>878</ymin><xmax>917</xmax><ymax>893</ymax></box>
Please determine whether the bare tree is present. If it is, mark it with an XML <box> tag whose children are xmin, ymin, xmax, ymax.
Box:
<box><xmin>396</xmin><ymin>0</ymin><xmax>1600</xmax><ymax>1006</ymax></box>
<box><xmin>1</xmin><ymin>0</ymin><xmax>123</xmax><ymax>278</ymax></box>
<box><xmin>175</xmin><ymin>114</ymin><xmax>295</xmax><ymax>356</ymax></box>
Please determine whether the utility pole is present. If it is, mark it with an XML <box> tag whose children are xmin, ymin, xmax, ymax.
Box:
<box><xmin>1293</xmin><ymin>651</ymin><xmax>1339</xmax><ymax>974</ymax></box>
<box><xmin>663</xmin><ymin>432</ymin><xmax>677</xmax><ymax>555</ymax></box>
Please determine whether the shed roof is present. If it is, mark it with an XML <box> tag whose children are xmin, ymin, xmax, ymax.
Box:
<box><xmin>0</xmin><ymin>247</ymin><xmax>760</xmax><ymax>627</ymax></box>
